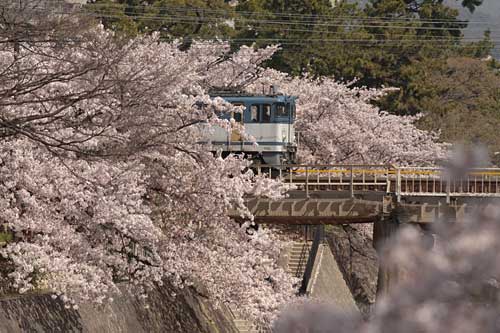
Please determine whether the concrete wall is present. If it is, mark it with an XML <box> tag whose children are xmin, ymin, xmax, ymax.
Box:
<box><xmin>0</xmin><ymin>281</ymin><xmax>237</xmax><ymax>333</ymax></box>
<box><xmin>308</xmin><ymin>244</ymin><xmax>359</xmax><ymax>312</ymax></box>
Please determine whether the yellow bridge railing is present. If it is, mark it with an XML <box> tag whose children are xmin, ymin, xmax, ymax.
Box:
<box><xmin>254</xmin><ymin>164</ymin><xmax>500</xmax><ymax>201</ymax></box>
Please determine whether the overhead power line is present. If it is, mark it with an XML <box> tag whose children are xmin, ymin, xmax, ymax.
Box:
<box><xmin>1</xmin><ymin>3</ymin><xmax>498</xmax><ymax>48</ymax></box>
<box><xmin>38</xmin><ymin>0</ymin><xmax>500</xmax><ymax>26</ymax></box>
<box><xmin>22</xmin><ymin>8</ymin><xmax>500</xmax><ymax>34</ymax></box>
<box><xmin>3</xmin><ymin>2</ymin><xmax>499</xmax><ymax>30</ymax></box>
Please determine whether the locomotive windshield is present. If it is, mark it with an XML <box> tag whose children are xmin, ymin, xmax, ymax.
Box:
<box><xmin>275</xmin><ymin>103</ymin><xmax>288</xmax><ymax>117</ymax></box>
<box><xmin>262</xmin><ymin>104</ymin><xmax>271</xmax><ymax>122</ymax></box>
<box><xmin>250</xmin><ymin>105</ymin><xmax>259</xmax><ymax>122</ymax></box>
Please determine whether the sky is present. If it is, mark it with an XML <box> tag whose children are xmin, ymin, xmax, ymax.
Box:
<box><xmin>447</xmin><ymin>0</ymin><xmax>500</xmax><ymax>57</ymax></box>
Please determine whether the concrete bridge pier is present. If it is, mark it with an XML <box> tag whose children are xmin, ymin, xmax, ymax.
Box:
<box><xmin>373</xmin><ymin>212</ymin><xmax>401</xmax><ymax>299</ymax></box>
<box><xmin>373</xmin><ymin>209</ymin><xmax>436</xmax><ymax>299</ymax></box>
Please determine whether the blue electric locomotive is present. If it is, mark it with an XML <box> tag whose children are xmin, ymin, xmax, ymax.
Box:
<box><xmin>205</xmin><ymin>91</ymin><xmax>298</xmax><ymax>165</ymax></box>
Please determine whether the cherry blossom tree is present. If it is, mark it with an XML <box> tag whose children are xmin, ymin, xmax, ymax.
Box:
<box><xmin>0</xmin><ymin>1</ymin><xmax>451</xmax><ymax>328</ymax></box>
<box><xmin>274</xmin><ymin>76</ymin><xmax>446</xmax><ymax>165</ymax></box>
<box><xmin>0</xmin><ymin>2</ymin><xmax>296</xmax><ymax>326</ymax></box>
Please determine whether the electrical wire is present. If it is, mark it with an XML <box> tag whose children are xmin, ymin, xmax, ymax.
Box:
<box><xmin>3</xmin><ymin>3</ymin><xmax>499</xmax><ymax>32</ymax></box>
<box><xmin>1</xmin><ymin>3</ymin><xmax>498</xmax><ymax>49</ymax></box>
<box><xmin>25</xmin><ymin>9</ymin><xmax>500</xmax><ymax>34</ymax></box>
<box><xmin>33</xmin><ymin>0</ymin><xmax>500</xmax><ymax>26</ymax></box>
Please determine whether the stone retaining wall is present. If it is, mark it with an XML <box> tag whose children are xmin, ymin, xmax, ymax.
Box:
<box><xmin>0</xmin><ymin>282</ymin><xmax>237</xmax><ymax>333</ymax></box>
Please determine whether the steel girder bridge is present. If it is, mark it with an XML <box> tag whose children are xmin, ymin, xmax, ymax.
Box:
<box><xmin>229</xmin><ymin>164</ymin><xmax>500</xmax><ymax>225</ymax></box>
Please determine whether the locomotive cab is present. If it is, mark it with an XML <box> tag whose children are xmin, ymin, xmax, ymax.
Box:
<box><xmin>205</xmin><ymin>92</ymin><xmax>298</xmax><ymax>166</ymax></box>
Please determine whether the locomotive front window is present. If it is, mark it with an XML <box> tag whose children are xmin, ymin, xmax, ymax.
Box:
<box><xmin>262</xmin><ymin>104</ymin><xmax>271</xmax><ymax>123</ymax></box>
<box><xmin>276</xmin><ymin>103</ymin><xmax>288</xmax><ymax>117</ymax></box>
<box><xmin>250</xmin><ymin>105</ymin><xmax>259</xmax><ymax>122</ymax></box>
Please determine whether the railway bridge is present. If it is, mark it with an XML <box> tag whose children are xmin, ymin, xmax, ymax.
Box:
<box><xmin>230</xmin><ymin>164</ymin><xmax>500</xmax><ymax>225</ymax></box>
<box><xmin>229</xmin><ymin>164</ymin><xmax>500</xmax><ymax>301</ymax></box>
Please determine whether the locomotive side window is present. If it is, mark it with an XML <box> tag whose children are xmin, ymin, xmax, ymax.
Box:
<box><xmin>262</xmin><ymin>104</ymin><xmax>271</xmax><ymax>123</ymax></box>
<box><xmin>231</xmin><ymin>102</ymin><xmax>244</xmax><ymax>123</ymax></box>
<box><xmin>232</xmin><ymin>112</ymin><xmax>242</xmax><ymax>123</ymax></box>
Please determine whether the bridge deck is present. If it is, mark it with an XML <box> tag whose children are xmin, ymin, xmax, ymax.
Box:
<box><xmin>229</xmin><ymin>165</ymin><xmax>500</xmax><ymax>224</ymax></box>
